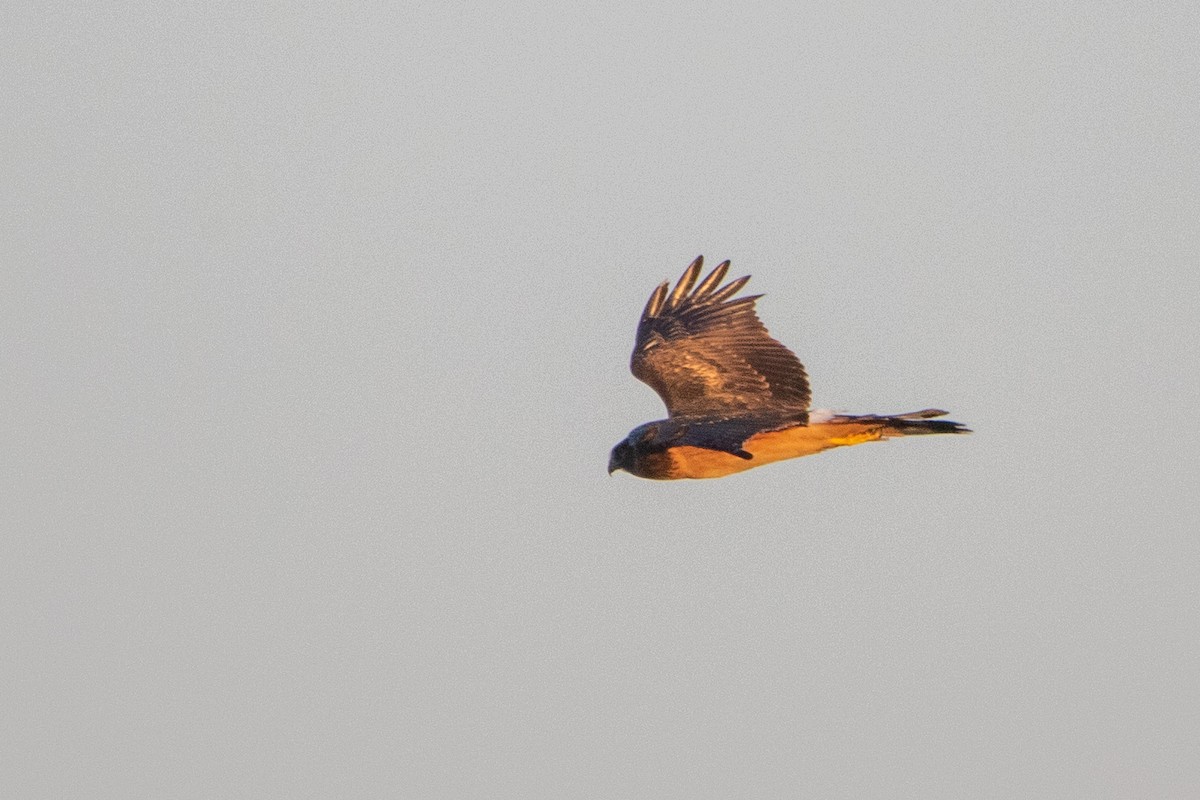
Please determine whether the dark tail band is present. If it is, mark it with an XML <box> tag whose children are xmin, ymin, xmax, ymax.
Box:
<box><xmin>833</xmin><ymin>408</ymin><xmax>972</xmax><ymax>435</ymax></box>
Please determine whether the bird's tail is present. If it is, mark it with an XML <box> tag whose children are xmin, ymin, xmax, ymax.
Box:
<box><xmin>825</xmin><ymin>408</ymin><xmax>971</xmax><ymax>437</ymax></box>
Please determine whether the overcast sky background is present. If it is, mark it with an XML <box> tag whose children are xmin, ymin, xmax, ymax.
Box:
<box><xmin>4</xmin><ymin>3</ymin><xmax>1199</xmax><ymax>798</ymax></box>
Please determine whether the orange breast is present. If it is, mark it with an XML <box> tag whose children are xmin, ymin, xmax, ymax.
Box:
<box><xmin>665</xmin><ymin>422</ymin><xmax>886</xmax><ymax>479</ymax></box>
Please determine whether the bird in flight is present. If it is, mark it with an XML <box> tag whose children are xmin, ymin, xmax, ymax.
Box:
<box><xmin>608</xmin><ymin>256</ymin><xmax>969</xmax><ymax>479</ymax></box>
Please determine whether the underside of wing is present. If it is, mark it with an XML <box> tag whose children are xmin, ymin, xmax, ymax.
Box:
<box><xmin>630</xmin><ymin>256</ymin><xmax>810</xmax><ymax>419</ymax></box>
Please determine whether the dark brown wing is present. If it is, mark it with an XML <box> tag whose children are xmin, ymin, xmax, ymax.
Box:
<box><xmin>630</xmin><ymin>256</ymin><xmax>810</xmax><ymax>420</ymax></box>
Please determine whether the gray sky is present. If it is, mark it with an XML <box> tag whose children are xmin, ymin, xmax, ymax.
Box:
<box><xmin>4</xmin><ymin>2</ymin><xmax>1199</xmax><ymax>798</ymax></box>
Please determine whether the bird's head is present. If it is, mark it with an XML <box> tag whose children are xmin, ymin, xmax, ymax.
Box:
<box><xmin>608</xmin><ymin>422</ymin><xmax>672</xmax><ymax>477</ymax></box>
<box><xmin>608</xmin><ymin>438</ymin><xmax>636</xmax><ymax>475</ymax></box>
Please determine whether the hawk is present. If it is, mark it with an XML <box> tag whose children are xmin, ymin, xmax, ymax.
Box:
<box><xmin>608</xmin><ymin>256</ymin><xmax>969</xmax><ymax>479</ymax></box>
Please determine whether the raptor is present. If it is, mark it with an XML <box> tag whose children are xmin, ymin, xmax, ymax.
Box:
<box><xmin>608</xmin><ymin>256</ymin><xmax>969</xmax><ymax>479</ymax></box>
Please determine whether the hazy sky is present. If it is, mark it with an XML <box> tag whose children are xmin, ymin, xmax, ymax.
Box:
<box><xmin>4</xmin><ymin>3</ymin><xmax>1199</xmax><ymax>798</ymax></box>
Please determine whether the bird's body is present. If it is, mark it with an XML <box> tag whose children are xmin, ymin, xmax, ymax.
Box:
<box><xmin>609</xmin><ymin>257</ymin><xmax>968</xmax><ymax>480</ymax></box>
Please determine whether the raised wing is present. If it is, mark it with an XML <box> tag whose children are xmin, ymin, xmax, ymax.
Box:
<box><xmin>631</xmin><ymin>256</ymin><xmax>810</xmax><ymax>420</ymax></box>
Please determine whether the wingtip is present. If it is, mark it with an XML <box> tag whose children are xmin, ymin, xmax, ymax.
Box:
<box><xmin>708</xmin><ymin>274</ymin><xmax>752</xmax><ymax>303</ymax></box>
<box><xmin>642</xmin><ymin>280</ymin><xmax>669</xmax><ymax>320</ymax></box>
<box><xmin>692</xmin><ymin>259</ymin><xmax>730</xmax><ymax>298</ymax></box>
<box><xmin>642</xmin><ymin>256</ymin><xmax>756</xmax><ymax>320</ymax></box>
<box><xmin>666</xmin><ymin>257</ymin><xmax>704</xmax><ymax>311</ymax></box>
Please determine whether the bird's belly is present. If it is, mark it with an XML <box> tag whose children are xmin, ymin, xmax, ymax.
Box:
<box><xmin>666</xmin><ymin>422</ymin><xmax>884</xmax><ymax>479</ymax></box>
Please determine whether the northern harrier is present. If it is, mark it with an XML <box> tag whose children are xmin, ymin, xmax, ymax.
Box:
<box><xmin>608</xmin><ymin>256</ymin><xmax>969</xmax><ymax>479</ymax></box>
